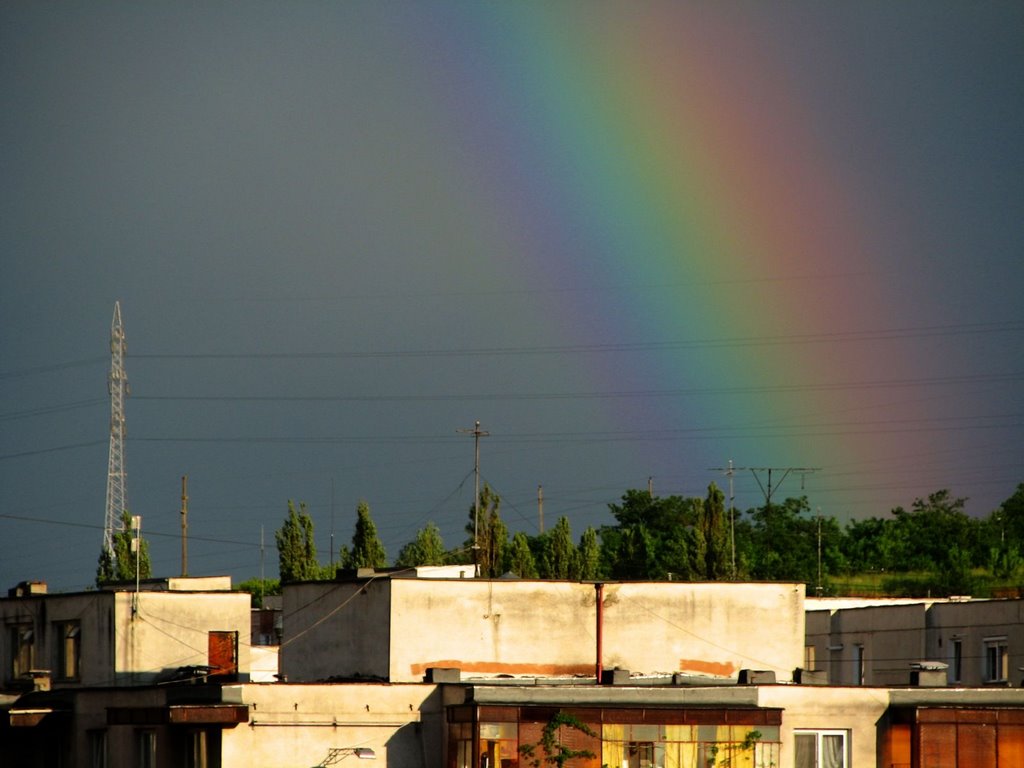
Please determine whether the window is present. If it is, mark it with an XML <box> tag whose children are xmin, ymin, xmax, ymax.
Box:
<box><xmin>984</xmin><ymin>637</ymin><xmax>1009</xmax><ymax>683</ymax></box>
<box><xmin>478</xmin><ymin>721</ymin><xmax>518</xmax><ymax>768</ymax></box>
<box><xmin>853</xmin><ymin>644</ymin><xmax>865</xmax><ymax>685</ymax></box>
<box><xmin>55</xmin><ymin>622</ymin><xmax>81</xmax><ymax>681</ymax></box>
<box><xmin>187</xmin><ymin>731</ymin><xmax>208</xmax><ymax>768</ymax></box>
<box><xmin>949</xmin><ymin>638</ymin><xmax>962</xmax><ymax>684</ymax></box>
<box><xmin>137</xmin><ymin>730</ymin><xmax>156</xmax><ymax>768</ymax></box>
<box><xmin>89</xmin><ymin>730</ymin><xmax>108</xmax><ymax>768</ymax></box>
<box><xmin>795</xmin><ymin>729</ymin><xmax>848</xmax><ymax>768</ymax></box>
<box><xmin>9</xmin><ymin>623</ymin><xmax>35</xmax><ymax>679</ymax></box>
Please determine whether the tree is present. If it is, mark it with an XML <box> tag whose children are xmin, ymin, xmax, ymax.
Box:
<box><xmin>340</xmin><ymin>500</ymin><xmax>388</xmax><ymax>570</ymax></box>
<box><xmin>518</xmin><ymin>711</ymin><xmax>596</xmax><ymax>768</ymax></box>
<box><xmin>507</xmin><ymin>531</ymin><xmax>539</xmax><ymax>578</ymax></box>
<box><xmin>577</xmin><ymin>527</ymin><xmax>600</xmax><ymax>580</ymax></box>
<box><xmin>275</xmin><ymin>500</ymin><xmax>320</xmax><ymax>583</ymax></box>
<box><xmin>600</xmin><ymin>490</ymin><xmax>698</xmax><ymax>580</ymax></box>
<box><xmin>693</xmin><ymin>483</ymin><xmax>730</xmax><ymax>580</ymax></box>
<box><xmin>96</xmin><ymin>510</ymin><xmax>152</xmax><ymax>585</ymax></box>
<box><xmin>539</xmin><ymin>516</ymin><xmax>577</xmax><ymax>579</ymax></box>
<box><xmin>395</xmin><ymin>523</ymin><xmax>447</xmax><ymax>568</ymax></box>
<box><xmin>464</xmin><ymin>484</ymin><xmax>507</xmax><ymax>577</ymax></box>
<box><xmin>236</xmin><ymin>577</ymin><xmax>281</xmax><ymax>608</ymax></box>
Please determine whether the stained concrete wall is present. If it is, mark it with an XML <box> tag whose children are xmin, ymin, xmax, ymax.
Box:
<box><xmin>0</xmin><ymin>591</ymin><xmax>115</xmax><ymax>688</ymax></box>
<box><xmin>280</xmin><ymin>580</ymin><xmax>392</xmax><ymax>682</ymax></box>
<box><xmin>113</xmin><ymin>591</ymin><xmax>252</xmax><ymax>685</ymax></box>
<box><xmin>282</xmin><ymin>579</ymin><xmax>805</xmax><ymax>684</ymax></box>
<box><xmin>220</xmin><ymin>683</ymin><xmax>444</xmax><ymax>768</ymax></box>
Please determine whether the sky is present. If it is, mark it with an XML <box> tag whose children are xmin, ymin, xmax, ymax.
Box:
<box><xmin>2</xmin><ymin>2</ymin><xmax>1022</xmax><ymax>592</ymax></box>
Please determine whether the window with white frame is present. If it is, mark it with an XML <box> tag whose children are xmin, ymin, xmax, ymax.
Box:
<box><xmin>795</xmin><ymin>729</ymin><xmax>848</xmax><ymax>768</ymax></box>
<box><xmin>984</xmin><ymin>636</ymin><xmax>1009</xmax><ymax>683</ymax></box>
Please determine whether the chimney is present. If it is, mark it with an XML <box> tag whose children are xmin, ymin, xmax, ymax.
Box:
<box><xmin>910</xmin><ymin>661</ymin><xmax>948</xmax><ymax>687</ymax></box>
<box><xmin>8</xmin><ymin>581</ymin><xmax>47</xmax><ymax>597</ymax></box>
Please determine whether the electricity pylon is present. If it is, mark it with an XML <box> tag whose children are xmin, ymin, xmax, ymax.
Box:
<box><xmin>103</xmin><ymin>301</ymin><xmax>129</xmax><ymax>556</ymax></box>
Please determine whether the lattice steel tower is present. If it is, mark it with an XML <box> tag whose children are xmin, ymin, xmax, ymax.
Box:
<box><xmin>103</xmin><ymin>301</ymin><xmax>129</xmax><ymax>555</ymax></box>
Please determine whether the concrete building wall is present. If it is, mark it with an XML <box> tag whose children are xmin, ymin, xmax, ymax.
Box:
<box><xmin>804</xmin><ymin>609</ymin><xmax>831</xmax><ymax>678</ymax></box>
<box><xmin>828</xmin><ymin>603</ymin><xmax>927</xmax><ymax>686</ymax></box>
<box><xmin>219</xmin><ymin>683</ymin><xmax>444</xmax><ymax>768</ymax></box>
<box><xmin>598</xmin><ymin>582</ymin><xmax>804</xmax><ymax>681</ymax></box>
<box><xmin>926</xmin><ymin>599</ymin><xmax>1024</xmax><ymax>687</ymax></box>
<box><xmin>113</xmin><ymin>591</ymin><xmax>251</xmax><ymax>684</ymax></box>
<box><xmin>759</xmin><ymin>685</ymin><xmax>889</xmax><ymax>768</ymax></box>
<box><xmin>0</xmin><ymin>591</ymin><xmax>115</xmax><ymax>689</ymax></box>
<box><xmin>281</xmin><ymin>580</ymin><xmax>392</xmax><ymax>682</ymax></box>
<box><xmin>283</xmin><ymin>579</ymin><xmax>805</xmax><ymax>684</ymax></box>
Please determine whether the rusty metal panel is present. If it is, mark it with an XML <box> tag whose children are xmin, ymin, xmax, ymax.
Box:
<box><xmin>207</xmin><ymin>630</ymin><xmax>238</xmax><ymax>676</ymax></box>
<box><xmin>997</xmin><ymin>724</ymin><xmax>1024</xmax><ymax>767</ymax></box>
<box><xmin>958</xmin><ymin>723</ymin><xmax>997</xmax><ymax>768</ymax></box>
<box><xmin>167</xmin><ymin>705</ymin><xmax>248</xmax><ymax>726</ymax></box>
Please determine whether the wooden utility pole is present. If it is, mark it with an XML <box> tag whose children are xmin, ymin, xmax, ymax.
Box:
<box><xmin>180</xmin><ymin>475</ymin><xmax>188</xmax><ymax>576</ymax></box>
<box><xmin>538</xmin><ymin>484</ymin><xmax>544</xmax><ymax>533</ymax></box>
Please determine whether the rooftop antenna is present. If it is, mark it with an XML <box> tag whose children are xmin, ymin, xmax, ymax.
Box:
<box><xmin>103</xmin><ymin>301</ymin><xmax>129</xmax><ymax>557</ymax></box>
<box><xmin>180</xmin><ymin>475</ymin><xmax>189</xmax><ymax>576</ymax></box>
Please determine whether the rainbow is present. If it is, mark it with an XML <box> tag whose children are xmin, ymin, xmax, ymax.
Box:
<box><xmin>399</xmin><ymin>5</ymin><xmax>933</xmax><ymax>513</ymax></box>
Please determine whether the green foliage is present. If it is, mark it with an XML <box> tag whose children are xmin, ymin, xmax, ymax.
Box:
<box><xmin>600</xmin><ymin>490</ymin><xmax>698</xmax><ymax>580</ymax></box>
<box><xmin>395</xmin><ymin>522</ymin><xmax>448</xmax><ymax>568</ymax></box>
<box><xmin>275</xmin><ymin>501</ymin><xmax>321</xmax><ymax>583</ymax></box>
<box><xmin>507</xmin><ymin>531</ymin><xmax>539</xmax><ymax>578</ymax></box>
<box><xmin>518</xmin><ymin>711</ymin><xmax>596</xmax><ymax>768</ymax></box>
<box><xmin>464</xmin><ymin>485</ymin><xmax>508</xmax><ymax>577</ymax></box>
<box><xmin>577</xmin><ymin>526</ymin><xmax>600</xmax><ymax>580</ymax></box>
<box><xmin>236</xmin><ymin>577</ymin><xmax>281</xmax><ymax>607</ymax></box>
<box><xmin>540</xmin><ymin>516</ymin><xmax>577</xmax><ymax>579</ymax></box>
<box><xmin>340</xmin><ymin>500</ymin><xmax>387</xmax><ymax>570</ymax></box>
<box><xmin>96</xmin><ymin>510</ymin><xmax>152</xmax><ymax>585</ymax></box>
<box><xmin>694</xmin><ymin>483</ymin><xmax>731</xmax><ymax>580</ymax></box>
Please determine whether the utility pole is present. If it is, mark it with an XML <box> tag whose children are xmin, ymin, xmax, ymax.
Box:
<box><xmin>816</xmin><ymin>507</ymin><xmax>823</xmax><ymax>596</ymax></box>
<box><xmin>457</xmin><ymin>420</ymin><xmax>489</xmax><ymax>574</ymax></box>
<box><xmin>180</xmin><ymin>475</ymin><xmax>188</xmax><ymax>576</ymax></box>
<box><xmin>711</xmin><ymin>465</ymin><xmax>820</xmax><ymax>509</ymax></box>
<box><xmin>538</xmin><ymin>484</ymin><xmax>544</xmax><ymax>533</ymax></box>
<box><xmin>716</xmin><ymin>459</ymin><xmax>737</xmax><ymax>579</ymax></box>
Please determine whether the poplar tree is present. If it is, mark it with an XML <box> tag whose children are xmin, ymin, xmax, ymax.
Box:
<box><xmin>577</xmin><ymin>527</ymin><xmax>600</xmax><ymax>580</ymax></box>
<box><xmin>275</xmin><ymin>500</ymin><xmax>320</xmax><ymax>583</ymax></box>
<box><xmin>340</xmin><ymin>500</ymin><xmax>387</xmax><ymax>570</ymax></box>
<box><xmin>507</xmin><ymin>531</ymin><xmax>539</xmax><ymax>578</ymax></box>
<box><xmin>464</xmin><ymin>484</ymin><xmax>507</xmax><ymax>577</ymax></box>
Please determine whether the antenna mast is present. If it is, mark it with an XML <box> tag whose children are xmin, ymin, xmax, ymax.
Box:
<box><xmin>103</xmin><ymin>301</ymin><xmax>129</xmax><ymax>556</ymax></box>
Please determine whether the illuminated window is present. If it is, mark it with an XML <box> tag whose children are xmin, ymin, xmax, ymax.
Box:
<box><xmin>795</xmin><ymin>729</ymin><xmax>848</xmax><ymax>768</ymax></box>
<box><xmin>9</xmin><ymin>624</ymin><xmax>34</xmax><ymax>679</ymax></box>
<box><xmin>55</xmin><ymin>621</ymin><xmax>81</xmax><ymax>681</ymax></box>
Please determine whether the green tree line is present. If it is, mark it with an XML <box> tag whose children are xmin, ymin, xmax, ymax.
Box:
<box><xmin>259</xmin><ymin>482</ymin><xmax>1024</xmax><ymax>600</ymax></box>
